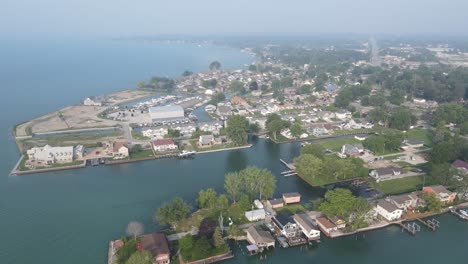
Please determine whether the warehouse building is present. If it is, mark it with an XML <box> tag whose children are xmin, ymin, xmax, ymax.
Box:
<box><xmin>148</xmin><ymin>105</ymin><xmax>184</xmax><ymax>122</ymax></box>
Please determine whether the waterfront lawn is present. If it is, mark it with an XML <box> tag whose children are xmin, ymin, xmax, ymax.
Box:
<box><xmin>275</xmin><ymin>204</ymin><xmax>307</xmax><ymax>215</ymax></box>
<box><xmin>49</xmin><ymin>160</ymin><xmax>84</xmax><ymax>168</ymax></box>
<box><xmin>131</xmin><ymin>131</ymin><xmax>150</xmax><ymax>140</ymax></box>
<box><xmin>188</xmin><ymin>140</ymin><xmax>238</xmax><ymax>153</ymax></box>
<box><xmin>18</xmin><ymin>155</ymin><xmax>30</xmax><ymax>171</ymax></box>
<box><xmin>129</xmin><ymin>149</ymin><xmax>154</xmax><ymax>159</ymax></box>
<box><xmin>406</xmin><ymin>128</ymin><xmax>432</xmax><ymax>147</ymax></box>
<box><xmin>371</xmin><ymin>175</ymin><xmax>428</xmax><ymax>195</ymax></box>
<box><xmin>179</xmin><ymin>235</ymin><xmax>229</xmax><ymax>263</ymax></box>
<box><xmin>314</xmin><ymin>137</ymin><xmax>362</xmax><ymax>152</ymax></box>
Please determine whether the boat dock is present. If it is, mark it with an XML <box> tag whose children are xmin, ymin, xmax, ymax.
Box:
<box><xmin>398</xmin><ymin>222</ymin><xmax>420</xmax><ymax>236</ymax></box>
<box><xmin>416</xmin><ymin>218</ymin><xmax>439</xmax><ymax>231</ymax></box>
<box><xmin>450</xmin><ymin>209</ymin><xmax>468</xmax><ymax>220</ymax></box>
<box><xmin>279</xmin><ymin>159</ymin><xmax>297</xmax><ymax>176</ymax></box>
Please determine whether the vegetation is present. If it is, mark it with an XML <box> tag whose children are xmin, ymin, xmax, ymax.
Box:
<box><xmin>116</xmin><ymin>238</ymin><xmax>139</xmax><ymax>264</ymax></box>
<box><xmin>165</xmin><ymin>128</ymin><xmax>181</xmax><ymax>138</ymax></box>
<box><xmin>139</xmin><ymin>76</ymin><xmax>175</xmax><ymax>92</ymax></box>
<box><xmin>224</xmin><ymin>166</ymin><xmax>276</xmax><ymax>201</ymax></box>
<box><xmin>371</xmin><ymin>176</ymin><xmax>426</xmax><ymax>195</ymax></box>
<box><xmin>155</xmin><ymin>197</ymin><xmax>191</xmax><ymax>229</ymax></box>
<box><xmin>208</xmin><ymin>92</ymin><xmax>225</xmax><ymax>105</ymax></box>
<box><xmin>179</xmin><ymin>234</ymin><xmax>228</xmax><ymax>262</ymax></box>
<box><xmin>209</xmin><ymin>61</ymin><xmax>222</xmax><ymax>71</ymax></box>
<box><xmin>226</xmin><ymin>115</ymin><xmax>249</xmax><ymax>146</ymax></box>
<box><xmin>318</xmin><ymin>188</ymin><xmax>371</xmax><ymax>230</ymax></box>
<box><xmin>126</xmin><ymin>250</ymin><xmax>153</xmax><ymax>264</ymax></box>
<box><xmin>363</xmin><ymin>131</ymin><xmax>404</xmax><ymax>155</ymax></box>
<box><xmin>421</xmin><ymin>192</ymin><xmax>442</xmax><ymax>213</ymax></box>
<box><xmin>265</xmin><ymin>113</ymin><xmax>290</xmax><ymax>140</ymax></box>
<box><xmin>294</xmin><ymin>153</ymin><xmax>368</xmax><ymax>186</ymax></box>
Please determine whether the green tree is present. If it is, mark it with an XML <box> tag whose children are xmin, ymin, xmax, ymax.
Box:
<box><xmin>299</xmin><ymin>84</ymin><xmax>313</xmax><ymax>94</ymax></box>
<box><xmin>196</xmin><ymin>188</ymin><xmax>218</xmax><ymax>209</ymax></box>
<box><xmin>125</xmin><ymin>250</ymin><xmax>153</xmax><ymax>264</ymax></box>
<box><xmin>182</xmin><ymin>70</ymin><xmax>193</xmax><ymax>76</ymax></box>
<box><xmin>429</xmin><ymin>163</ymin><xmax>452</xmax><ymax>185</ymax></box>
<box><xmin>238</xmin><ymin>194</ymin><xmax>251</xmax><ymax>211</ymax></box>
<box><xmin>212</xmin><ymin>227</ymin><xmax>225</xmax><ymax>248</ymax></box>
<box><xmin>229</xmin><ymin>80</ymin><xmax>245</xmax><ymax>93</ymax></box>
<box><xmin>116</xmin><ymin>239</ymin><xmax>138</xmax><ymax>264</ymax></box>
<box><xmin>248</xmin><ymin>64</ymin><xmax>257</xmax><ymax>71</ymax></box>
<box><xmin>301</xmin><ymin>143</ymin><xmax>325</xmax><ymax>159</ymax></box>
<box><xmin>137</xmin><ymin>81</ymin><xmax>145</xmax><ymax>89</ymax></box>
<box><xmin>248</xmin><ymin>122</ymin><xmax>260</xmax><ymax>134</ymax></box>
<box><xmin>226</xmin><ymin>115</ymin><xmax>249</xmax><ymax>146</ymax></box>
<box><xmin>294</xmin><ymin>154</ymin><xmax>324</xmax><ymax>182</ymax></box>
<box><xmin>208</xmin><ymin>92</ymin><xmax>225</xmax><ymax>105</ymax></box>
<box><xmin>389</xmin><ymin>107</ymin><xmax>416</xmax><ymax>131</ymax></box>
<box><xmin>209</xmin><ymin>61</ymin><xmax>222</xmax><ymax>71</ymax></box>
<box><xmin>290</xmin><ymin>119</ymin><xmax>304</xmax><ymax>138</ymax></box>
<box><xmin>155</xmin><ymin>197</ymin><xmax>191</xmax><ymax>228</ymax></box>
<box><xmin>421</xmin><ymin>192</ymin><xmax>442</xmax><ymax>212</ymax></box>
<box><xmin>224</xmin><ymin>172</ymin><xmax>243</xmax><ymax>202</ymax></box>
<box><xmin>216</xmin><ymin>194</ymin><xmax>229</xmax><ymax>211</ymax></box>
<box><xmin>239</xmin><ymin>166</ymin><xmax>276</xmax><ymax>199</ymax></box>
<box><xmin>227</xmin><ymin>224</ymin><xmax>243</xmax><ymax>237</ymax></box>
<box><xmin>165</xmin><ymin>129</ymin><xmax>181</xmax><ymax>138</ymax></box>
<box><xmin>130</xmin><ymin>144</ymin><xmax>144</xmax><ymax>154</ymax></box>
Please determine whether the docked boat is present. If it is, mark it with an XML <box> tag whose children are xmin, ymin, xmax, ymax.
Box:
<box><xmin>460</xmin><ymin>209</ymin><xmax>468</xmax><ymax>218</ymax></box>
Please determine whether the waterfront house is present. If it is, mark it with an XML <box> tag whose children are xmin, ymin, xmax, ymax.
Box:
<box><xmin>423</xmin><ymin>185</ymin><xmax>457</xmax><ymax>204</ymax></box>
<box><xmin>388</xmin><ymin>193</ymin><xmax>419</xmax><ymax>211</ymax></box>
<box><xmin>254</xmin><ymin>199</ymin><xmax>264</xmax><ymax>209</ymax></box>
<box><xmin>140</xmin><ymin>233</ymin><xmax>171</xmax><ymax>264</ymax></box>
<box><xmin>369</xmin><ymin>167</ymin><xmax>404</xmax><ymax>182</ymax></box>
<box><xmin>143</xmin><ymin>127</ymin><xmax>168</xmax><ymax>139</ymax></box>
<box><xmin>246</xmin><ymin>225</ymin><xmax>275</xmax><ymax>249</ymax></box>
<box><xmin>374</xmin><ymin>199</ymin><xmax>403</xmax><ymax>221</ymax></box>
<box><xmin>293</xmin><ymin>214</ymin><xmax>321</xmax><ymax>240</ymax></box>
<box><xmin>198</xmin><ymin>135</ymin><xmax>214</xmax><ymax>147</ymax></box>
<box><xmin>272</xmin><ymin>214</ymin><xmax>301</xmax><ymax>238</ymax></box>
<box><xmin>401</xmin><ymin>139</ymin><xmax>424</xmax><ymax>149</ymax></box>
<box><xmin>452</xmin><ymin>159</ymin><xmax>468</xmax><ymax>174</ymax></box>
<box><xmin>340</xmin><ymin>143</ymin><xmax>364</xmax><ymax>157</ymax></box>
<box><xmin>27</xmin><ymin>145</ymin><xmax>74</xmax><ymax>165</ymax></box>
<box><xmin>267</xmin><ymin>198</ymin><xmax>284</xmax><ymax>209</ymax></box>
<box><xmin>245</xmin><ymin>209</ymin><xmax>266</xmax><ymax>222</ymax></box>
<box><xmin>282</xmin><ymin>192</ymin><xmax>301</xmax><ymax>204</ymax></box>
<box><xmin>315</xmin><ymin>216</ymin><xmax>338</xmax><ymax>236</ymax></box>
<box><xmin>152</xmin><ymin>139</ymin><xmax>178</xmax><ymax>152</ymax></box>
<box><xmin>112</xmin><ymin>142</ymin><xmax>129</xmax><ymax>159</ymax></box>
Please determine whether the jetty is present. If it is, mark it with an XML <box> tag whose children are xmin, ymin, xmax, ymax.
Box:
<box><xmin>279</xmin><ymin>159</ymin><xmax>297</xmax><ymax>176</ymax></box>
<box><xmin>416</xmin><ymin>218</ymin><xmax>439</xmax><ymax>231</ymax></box>
<box><xmin>450</xmin><ymin>208</ymin><xmax>468</xmax><ymax>220</ymax></box>
<box><xmin>398</xmin><ymin>222</ymin><xmax>420</xmax><ymax>236</ymax></box>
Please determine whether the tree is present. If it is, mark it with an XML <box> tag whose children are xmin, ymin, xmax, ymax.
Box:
<box><xmin>248</xmin><ymin>64</ymin><xmax>257</xmax><ymax>72</ymax></box>
<box><xmin>432</xmin><ymin>103</ymin><xmax>467</xmax><ymax>125</ymax></box>
<box><xmin>212</xmin><ymin>227</ymin><xmax>225</xmax><ymax>248</ymax></box>
<box><xmin>294</xmin><ymin>154</ymin><xmax>324</xmax><ymax>182</ymax></box>
<box><xmin>299</xmin><ymin>84</ymin><xmax>313</xmax><ymax>94</ymax></box>
<box><xmin>116</xmin><ymin>239</ymin><xmax>138</xmax><ymax>264</ymax></box>
<box><xmin>155</xmin><ymin>197</ymin><xmax>191</xmax><ymax>228</ymax></box>
<box><xmin>229</xmin><ymin>80</ymin><xmax>245</xmax><ymax>93</ymax></box>
<box><xmin>227</xmin><ymin>224</ymin><xmax>243</xmax><ymax>237</ymax></box>
<box><xmin>335</xmin><ymin>88</ymin><xmax>353</xmax><ymax>108</ymax></box>
<box><xmin>137</xmin><ymin>81</ymin><xmax>145</xmax><ymax>89</ymax></box>
<box><xmin>208</xmin><ymin>92</ymin><xmax>225</xmax><ymax>105</ymax></box>
<box><xmin>209</xmin><ymin>61</ymin><xmax>222</xmax><ymax>71</ymax></box>
<box><xmin>224</xmin><ymin>172</ymin><xmax>243</xmax><ymax>202</ymax></box>
<box><xmin>216</xmin><ymin>194</ymin><xmax>229</xmax><ymax>211</ymax></box>
<box><xmin>389</xmin><ymin>107</ymin><xmax>416</xmax><ymax>131</ymax></box>
<box><xmin>125</xmin><ymin>250</ymin><xmax>153</xmax><ymax>264</ymax></box>
<box><xmin>226</xmin><ymin>115</ymin><xmax>249</xmax><ymax>146</ymax></box>
<box><xmin>199</xmin><ymin>217</ymin><xmax>217</xmax><ymax>239</ymax></box>
<box><xmin>249</xmin><ymin>81</ymin><xmax>259</xmax><ymax>91</ymax></box>
<box><xmin>266</xmin><ymin>119</ymin><xmax>285</xmax><ymax>140</ymax></box>
<box><xmin>182</xmin><ymin>70</ymin><xmax>193</xmax><ymax>77</ymax></box>
<box><xmin>239</xmin><ymin>166</ymin><xmax>276</xmax><ymax>200</ymax></box>
<box><xmin>290</xmin><ymin>118</ymin><xmax>304</xmax><ymax>138</ymax></box>
<box><xmin>126</xmin><ymin>221</ymin><xmax>144</xmax><ymax>239</ymax></box>
<box><xmin>421</xmin><ymin>192</ymin><xmax>442</xmax><ymax>212</ymax></box>
<box><xmin>301</xmin><ymin>143</ymin><xmax>325</xmax><ymax>159</ymax></box>
<box><xmin>196</xmin><ymin>188</ymin><xmax>218</xmax><ymax>209</ymax></box>
<box><xmin>248</xmin><ymin>122</ymin><xmax>260</xmax><ymax>134</ymax></box>
<box><xmin>130</xmin><ymin>144</ymin><xmax>144</xmax><ymax>154</ymax></box>
<box><xmin>238</xmin><ymin>194</ymin><xmax>251</xmax><ymax>211</ymax></box>
<box><xmin>429</xmin><ymin>163</ymin><xmax>452</xmax><ymax>185</ymax></box>
<box><xmin>165</xmin><ymin>128</ymin><xmax>181</xmax><ymax>138</ymax></box>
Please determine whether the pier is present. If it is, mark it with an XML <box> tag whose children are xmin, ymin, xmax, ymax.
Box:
<box><xmin>398</xmin><ymin>222</ymin><xmax>420</xmax><ymax>236</ymax></box>
<box><xmin>450</xmin><ymin>209</ymin><xmax>468</xmax><ymax>220</ymax></box>
<box><xmin>416</xmin><ymin>218</ymin><xmax>439</xmax><ymax>231</ymax></box>
<box><xmin>279</xmin><ymin>159</ymin><xmax>297</xmax><ymax>176</ymax></box>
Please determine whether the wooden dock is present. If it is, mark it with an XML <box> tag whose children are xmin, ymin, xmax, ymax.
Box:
<box><xmin>450</xmin><ymin>209</ymin><xmax>468</xmax><ymax>220</ymax></box>
<box><xmin>416</xmin><ymin>218</ymin><xmax>439</xmax><ymax>231</ymax></box>
<box><xmin>398</xmin><ymin>222</ymin><xmax>420</xmax><ymax>236</ymax></box>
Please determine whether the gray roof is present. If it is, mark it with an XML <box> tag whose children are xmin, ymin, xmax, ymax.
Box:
<box><xmin>375</xmin><ymin>167</ymin><xmax>403</xmax><ymax>176</ymax></box>
<box><xmin>149</xmin><ymin>105</ymin><xmax>184</xmax><ymax>113</ymax></box>
<box><xmin>268</xmin><ymin>198</ymin><xmax>284</xmax><ymax>206</ymax></box>
<box><xmin>283</xmin><ymin>192</ymin><xmax>301</xmax><ymax>198</ymax></box>
<box><xmin>377</xmin><ymin>200</ymin><xmax>400</xmax><ymax>212</ymax></box>
<box><xmin>389</xmin><ymin>194</ymin><xmax>412</xmax><ymax>205</ymax></box>
<box><xmin>293</xmin><ymin>214</ymin><xmax>318</xmax><ymax>233</ymax></box>
<box><xmin>246</xmin><ymin>226</ymin><xmax>275</xmax><ymax>244</ymax></box>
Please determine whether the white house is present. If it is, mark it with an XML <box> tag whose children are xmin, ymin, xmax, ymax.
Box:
<box><xmin>152</xmin><ymin>139</ymin><xmax>178</xmax><ymax>152</ymax></box>
<box><xmin>272</xmin><ymin>214</ymin><xmax>301</xmax><ymax>238</ymax></box>
<box><xmin>375</xmin><ymin>200</ymin><xmax>403</xmax><ymax>221</ymax></box>
<box><xmin>143</xmin><ymin>128</ymin><xmax>168</xmax><ymax>139</ymax></box>
<box><xmin>27</xmin><ymin>145</ymin><xmax>74</xmax><ymax>164</ymax></box>
<box><xmin>112</xmin><ymin>142</ymin><xmax>129</xmax><ymax>159</ymax></box>
<box><xmin>254</xmin><ymin>199</ymin><xmax>264</xmax><ymax>209</ymax></box>
<box><xmin>369</xmin><ymin>167</ymin><xmax>404</xmax><ymax>182</ymax></box>
<box><xmin>199</xmin><ymin>135</ymin><xmax>214</xmax><ymax>147</ymax></box>
<box><xmin>245</xmin><ymin>209</ymin><xmax>266</xmax><ymax>222</ymax></box>
<box><xmin>293</xmin><ymin>214</ymin><xmax>320</xmax><ymax>240</ymax></box>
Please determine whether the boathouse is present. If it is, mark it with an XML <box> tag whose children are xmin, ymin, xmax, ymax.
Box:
<box><xmin>246</xmin><ymin>225</ymin><xmax>275</xmax><ymax>249</ymax></box>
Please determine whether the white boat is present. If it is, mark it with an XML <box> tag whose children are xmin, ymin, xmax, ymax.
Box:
<box><xmin>460</xmin><ymin>209</ymin><xmax>468</xmax><ymax>218</ymax></box>
<box><xmin>354</xmin><ymin>135</ymin><xmax>367</xmax><ymax>141</ymax></box>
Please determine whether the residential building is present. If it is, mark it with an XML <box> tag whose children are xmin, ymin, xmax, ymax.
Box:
<box><xmin>272</xmin><ymin>214</ymin><xmax>301</xmax><ymax>238</ymax></box>
<box><xmin>401</xmin><ymin>139</ymin><xmax>424</xmax><ymax>149</ymax></box>
<box><xmin>246</xmin><ymin>225</ymin><xmax>275</xmax><ymax>249</ymax></box>
<box><xmin>254</xmin><ymin>200</ymin><xmax>264</xmax><ymax>209</ymax></box>
<box><xmin>198</xmin><ymin>135</ymin><xmax>214</xmax><ymax>147</ymax></box>
<box><xmin>112</xmin><ymin>142</ymin><xmax>129</xmax><ymax>159</ymax></box>
<box><xmin>140</xmin><ymin>233</ymin><xmax>171</xmax><ymax>264</ymax></box>
<box><xmin>282</xmin><ymin>192</ymin><xmax>301</xmax><ymax>204</ymax></box>
<box><xmin>315</xmin><ymin>216</ymin><xmax>338</xmax><ymax>236</ymax></box>
<box><xmin>245</xmin><ymin>209</ymin><xmax>266</xmax><ymax>222</ymax></box>
<box><xmin>152</xmin><ymin>139</ymin><xmax>178</xmax><ymax>152</ymax></box>
<box><xmin>423</xmin><ymin>185</ymin><xmax>457</xmax><ymax>204</ymax></box>
<box><xmin>74</xmin><ymin>145</ymin><xmax>84</xmax><ymax>160</ymax></box>
<box><xmin>267</xmin><ymin>199</ymin><xmax>284</xmax><ymax>209</ymax></box>
<box><xmin>374</xmin><ymin>200</ymin><xmax>403</xmax><ymax>221</ymax></box>
<box><xmin>369</xmin><ymin>167</ymin><xmax>404</xmax><ymax>182</ymax></box>
<box><xmin>27</xmin><ymin>145</ymin><xmax>74</xmax><ymax>164</ymax></box>
<box><xmin>388</xmin><ymin>193</ymin><xmax>419</xmax><ymax>211</ymax></box>
<box><xmin>293</xmin><ymin>214</ymin><xmax>321</xmax><ymax>240</ymax></box>
<box><xmin>340</xmin><ymin>143</ymin><xmax>364</xmax><ymax>157</ymax></box>
<box><xmin>143</xmin><ymin>128</ymin><xmax>168</xmax><ymax>139</ymax></box>
<box><xmin>452</xmin><ymin>159</ymin><xmax>468</xmax><ymax>174</ymax></box>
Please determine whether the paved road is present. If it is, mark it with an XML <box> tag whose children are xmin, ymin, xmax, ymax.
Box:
<box><xmin>122</xmin><ymin>123</ymin><xmax>133</xmax><ymax>144</ymax></box>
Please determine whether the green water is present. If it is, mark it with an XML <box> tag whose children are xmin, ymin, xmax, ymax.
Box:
<box><xmin>0</xmin><ymin>38</ymin><xmax>466</xmax><ymax>264</ymax></box>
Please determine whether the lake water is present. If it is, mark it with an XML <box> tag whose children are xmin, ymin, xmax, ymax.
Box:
<box><xmin>0</xmin><ymin>38</ymin><xmax>466</xmax><ymax>264</ymax></box>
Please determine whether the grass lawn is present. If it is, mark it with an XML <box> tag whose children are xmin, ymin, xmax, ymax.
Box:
<box><xmin>188</xmin><ymin>140</ymin><xmax>238</xmax><ymax>152</ymax></box>
<box><xmin>131</xmin><ymin>131</ymin><xmax>150</xmax><ymax>140</ymax></box>
<box><xmin>314</xmin><ymin>137</ymin><xmax>362</xmax><ymax>152</ymax></box>
<box><xmin>18</xmin><ymin>155</ymin><xmax>30</xmax><ymax>171</ymax></box>
<box><xmin>275</xmin><ymin>204</ymin><xmax>307</xmax><ymax>215</ymax></box>
<box><xmin>371</xmin><ymin>175</ymin><xmax>428</xmax><ymax>195</ymax></box>
<box><xmin>129</xmin><ymin>149</ymin><xmax>154</xmax><ymax>159</ymax></box>
<box><xmin>49</xmin><ymin>160</ymin><xmax>84</xmax><ymax>168</ymax></box>
<box><xmin>406</xmin><ymin>128</ymin><xmax>432</xmax><ymax>147</ymax></box>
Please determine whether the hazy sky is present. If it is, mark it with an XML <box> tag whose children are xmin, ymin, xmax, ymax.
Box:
<box><xmin>2</xmin><ymin>0</ymin><xmax>467</xmax><ymax>37</ymax></box>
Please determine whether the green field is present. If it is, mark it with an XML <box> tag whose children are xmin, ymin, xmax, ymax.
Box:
<box><xmin>131</xmin><ymin>131</ymin><xmax>150</xmax><ymax>140</ymax></box>
<box><xmin>275</xmin><ymin>204</ymin><xmax>308</xmax><ymax>215</ymax></box>
<box><xmin>314</xmin><ymin>137</ymin><xmax>362</xmax><ymax>152</ymax></box>
<box><xmin>406</xmin><ymin>128</ymin><xmax>432</xmax><ymax>146</ymax></box>
<box><xmin>129</xmin><ymin>149</ymin><xmax>154</xmax><ymax>159</ymax></box>
<box><xmin>371</xmin><ymin>175</ymin><xmax>427</xmax><ymax>195</ymax></box>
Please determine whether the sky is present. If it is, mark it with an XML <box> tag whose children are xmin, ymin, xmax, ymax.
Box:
<box><xmin>1</xmin><ymin>0</ymin><xmax>468</xmax><ymax>37</ymax></box>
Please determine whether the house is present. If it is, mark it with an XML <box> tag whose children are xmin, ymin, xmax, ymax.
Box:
<box><xmin>254</xmin><ymin>200</ymin><xmax>264</xmax><ymax>209</ymax></box>
<box><xmin>293</xmin><ymin>214</ymin><xmax>321</xmax><ymax>240</ymax></box>
<box><xmin>74</xmin><ymin>145</ymin><xmax>84</xmax><ymax>160</ymax></box>
<box><xmin>217</xmin><ymin>105</ymin><xmax>232</xmax><ymax>117</ymax></box>
<box><xmin>112</xmin><ymin>142</ymin><xmax>129</xmax><ymax>159</ymax></box>
<box><xmin>282</xmin><ymin>192</ymin><xmax>301</xmax><ymax>204</ymax></box>
<box><xmin>315</xmin><ymin>216</ymin><xmax>338</xmax><ymax>236</ymax></box>
<box><xmin>423</xmin><ymin>185</ymin><xmax>457</xmax><ymax>204</ymax></box>
<box><xmin>246</xmin><ymin>225</ymin><xmax>275</xmax><ymax>249</ymax></box>
<box><xmin>27</xmin><ymin>145</ymin><xmax>74</xmax><ymax>164</ymax></box>
<box><xmin>140</xmin><ymin>233</ymin><xmax>171</xmax><ymax>264</ymax></box>
<box><xmin>452</xmin><ymin>159</ymin><xmax>468</xmax><ymax>174</ymax></box>
<box><xmin>152</xmin><ymin>139</ymin><xmax>178</xmax><ymax>152</ymax></box>
<box><xmin>402</xmin><ymin>139</ymin><xmax>424</xmax><ymax>149</ymax></box>
<box><xmin>272</xmin><ymin>214</ymin><xmax>301</xmax><ymax>238</ymax></box>
<box><xmin>309</xmin><ymin>126</ymin><xmax>329</xmax><ymax>137</ymax></box>
<box><xmin>267</xmin><ymin>199</ymin><xmax>284</xmax><ymax>209</ymax></box>
<box><xmin>198</xmin><ymin>135</ymin><xmax>214</xmax><ymax>147</ymax></box>
<box><xmin>340</xmin><ymin>143</ymin><xmax>364</xmax><ymax>157</ymax></box>
<box><xmin>231</xmin><ymin>96</ymin><xmax>247</xmax><ymax>105</ymax></box>
<box><xmin>83</xmin><ymin>96</ymin><xmax>104</xmax><ymax>106</ymax></box>
<box><xmin>388</xmin><ymin>193</ymin><xmax>419</xmax><ymax>211</ymax></box>
<box><xmin>369</xmin><ymin>167</ymin><xmax>404</xmax><ymax>182</ymax></box>
<box><xmin>374</xmin><ymin>199</ymin><xmax>403</xmax><ymax>221</ymax></box>
<box><xmin>245</xmin><ymin>209</ymin><xmax>266</xmax><ymax>222</ymax></box>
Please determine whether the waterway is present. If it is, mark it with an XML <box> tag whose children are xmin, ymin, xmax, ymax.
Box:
<box><xmin>0</xmin><ymin>37</ymin><xmax>467</xmax><ymax>264</ymax></box>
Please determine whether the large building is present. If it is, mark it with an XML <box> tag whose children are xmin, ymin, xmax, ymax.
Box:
<box><xmin>149</xmin><ymin>105</ymin><xmax>184</xmax><ymax>122</ymax></box>
<box><xmin>140</xmin><ymin>233</ymin><xmax>171</xmax><ymax>264</ymax></box>
<box><xmin>27</xmin><ymin>145</ymin><xmax>74</xmax><ymax>164</ymax></box>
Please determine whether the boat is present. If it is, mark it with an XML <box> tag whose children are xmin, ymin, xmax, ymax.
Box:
<box><xmin>178</xmin><ymin>150</ymin><xmax>197</xmax><ymax>158</ymax></box>
<box><xmin>460</xmin><ymin>209</ymin><xmax>468</xmax><ymax>218</ymax></box>
<box><xmin>354</xmin><ymin>135</ymin><xmax>367</xmax><ymax>141</ymax></box>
